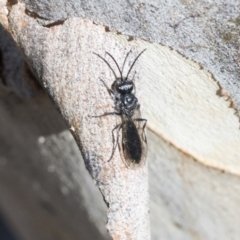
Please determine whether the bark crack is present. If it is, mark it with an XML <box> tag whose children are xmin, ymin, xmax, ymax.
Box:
<box><xmin>24</xmin><ymin>8</ymin><xmax>67</xmax><ymax>28</ymax></box>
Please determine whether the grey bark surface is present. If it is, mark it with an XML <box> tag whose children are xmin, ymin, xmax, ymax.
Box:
<box><xmin>1</xmin><ymin>1</ymin><xmax>240</xmax><ymax>240</ymax></box>
<box><xmin>20</xmin><ymin>0</ymin><xmax>240</xmax><ymax>109</ymax></box>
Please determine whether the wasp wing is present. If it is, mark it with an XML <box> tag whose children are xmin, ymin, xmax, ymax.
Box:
<box><xmin>119</xmin><ymin>108</ymin><xmax>147</xmax><ymax>169</ymax></box>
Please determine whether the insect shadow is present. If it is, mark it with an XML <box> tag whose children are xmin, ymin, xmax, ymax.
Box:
<box><xmin>91</xmin><ymin>49</ymin><xmax>147</xmax><ymax>169</ymax></box>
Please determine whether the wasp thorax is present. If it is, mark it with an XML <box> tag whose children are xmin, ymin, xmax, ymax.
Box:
<box><xmin>121</xmin><ymin>94</ymin><xmax>138</xmax><ymax>112</ymax></box>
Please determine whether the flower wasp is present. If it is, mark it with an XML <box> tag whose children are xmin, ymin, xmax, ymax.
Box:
<box><xmin>92</xmin><ymin>49</ymin><xmax>147</xmax><ymax>168</ymax></box>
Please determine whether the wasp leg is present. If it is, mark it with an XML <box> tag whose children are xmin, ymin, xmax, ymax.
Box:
<box><xmin>108</xmin><ymin>123</ymin><xmax>123</xmax><ymax>162</ymax></box>
<box><xmin>89</xmin><ymin>112</ymin><xmax>121</xmax><ymax>118</ymax></box>
<box><xmin>134</xmin><ymin>118</ymin><xmax>147</xmax><ymax>129</ymax></box>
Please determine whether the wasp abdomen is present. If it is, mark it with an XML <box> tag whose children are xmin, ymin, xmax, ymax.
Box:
<box><xmin>122</xmin><ymin>120</ymin><xmax>142</xmax><ymax>164</ymax></box>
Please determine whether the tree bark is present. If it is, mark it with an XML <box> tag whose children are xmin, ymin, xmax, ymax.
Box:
<box><xmin>1</xmin><ymin>0</ymin><xmax>240</xmax><ymax>240</ymax></box>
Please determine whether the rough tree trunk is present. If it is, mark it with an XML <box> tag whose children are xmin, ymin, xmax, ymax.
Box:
<box><xmin>0</xmin><ymin>1</ymin><xmax>240</xmax><ymax>240</ymax></box>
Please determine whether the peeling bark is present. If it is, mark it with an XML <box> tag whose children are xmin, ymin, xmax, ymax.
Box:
<box><xmin>1</xmin><ymin>1</ymin><xmax>240</xmax><ymax>240</ymax></box>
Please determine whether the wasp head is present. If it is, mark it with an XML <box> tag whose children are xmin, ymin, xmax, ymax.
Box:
<box><xmin>112</xmin><ymin>78</ymin><xmax>135</xmax><ymax>95</ymax></box>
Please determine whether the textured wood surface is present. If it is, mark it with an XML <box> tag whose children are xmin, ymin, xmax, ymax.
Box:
<box><xmin>0</xmin><ymin>1</ymin><xmax>240</xmax><ymax>239</ymax></box>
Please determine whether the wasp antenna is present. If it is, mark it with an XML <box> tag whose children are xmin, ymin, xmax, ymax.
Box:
<box><xmin>126</xmin><ymin>49</ymin><xmax>146</xmax><ymax>80</ymax></box>
<box><xmin>121</xmin><ymin>50</ymin><xmax>132</xmax><ymax>80</ymax></box>
<box><xmin>106</xmin><ymin>52</ymin><xmax>123</xmax><ymax>81</ymax></box>
<box><xmin>93</xmin><ymin>52</ymin><xmax>117</xmax><ymax>79</ymax></box>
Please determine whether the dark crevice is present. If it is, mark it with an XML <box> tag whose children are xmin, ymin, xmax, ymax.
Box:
<box><xmin>24</xmin><ymin>62</ymin><xmax>37</xmax><ymax>82</ymax></box>
<box><xmin>105</xmin><ymin>26</ymin><xmax>110</xmax><ymax>32</ymax></box>
<box><xmin>24</xmin><ymin>62</ymin><xmax>43</xmax><ymax>92</ymax></box>
<box><xmin>0</xmin><ymin>50</ymin><xmax>6</xmax><ymax>86</ymax></box>
<box><xmin>0</xmin><ymin>209</ymin><xmax>17</xmax><ymax>240</ymax></box>
<box><xmin>25</xmin><ymin>9</ymin><xmax>50</xmax><ymax>20</ymax></box>
<box><xmin>25</xmin><ymin>8</ymin><xmax>66</xmax><ymax>28</ymax></box>
<box><xmin>7</xmin><ymin>0</ymin><xmax>17</xmax><ymax>4</ymax></box>
<box><xmin>43</xmin><ymin>20</ymin><xmax>66</xmax><ymax>28</ymax></box>
<box><xmin>6</xmin><ymin>0</ymin><xmax>18</xmax><ymax>10</ymax></box>
<box><xmin>128</xmin><ymin>36</ymin><xmax>134</xmax><ymax>41</ymax></box>
<box><xmin>215</xmin><ymin>77</ymin><xmax>239</xmax><ymax>124</ymax></box>
<box><xmin>215</xmin><ymin>81</ymin><xmax>223</xmax><ymax>97</ymax></box>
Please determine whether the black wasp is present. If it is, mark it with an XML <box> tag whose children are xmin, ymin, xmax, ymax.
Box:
<box><xmin>93</xmin><ymin>49</ymin><xmax>147</xmax><ymax>168</ymax></box>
